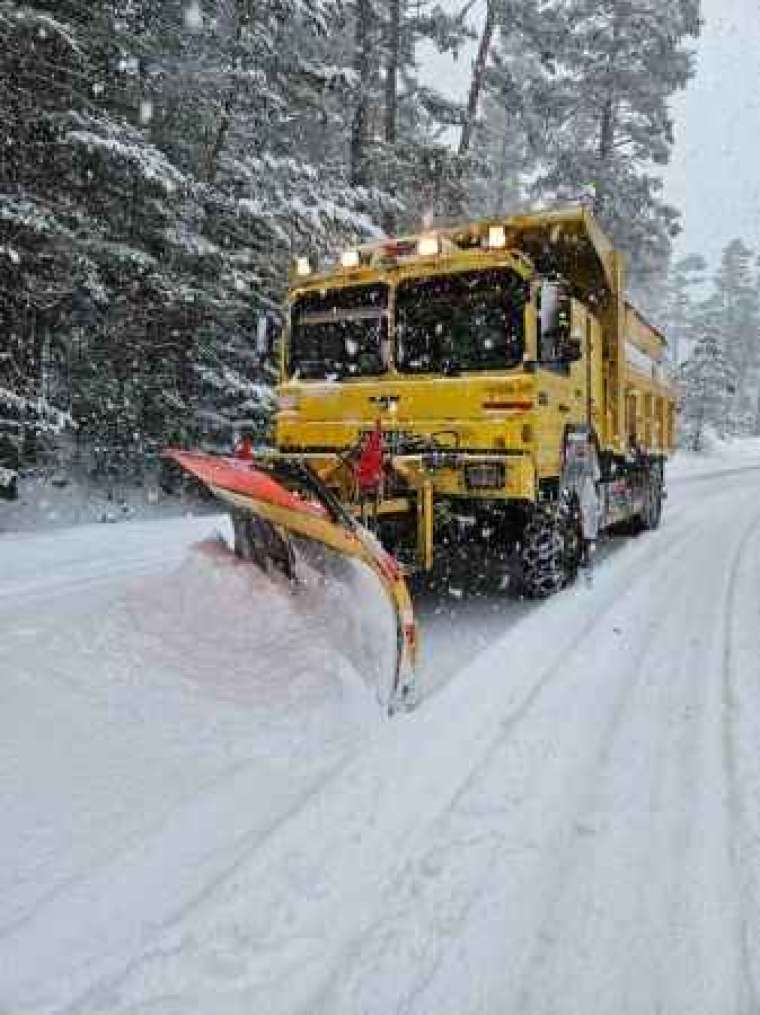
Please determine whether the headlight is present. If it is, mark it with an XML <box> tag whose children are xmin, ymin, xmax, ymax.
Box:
<box><xmin>417</xmin><ymin>235</ymin><xmax>440</xmax><ymax>257</ymax></box>
<box><xmin>340</xmin><ymin>249</ymin><xmax>360</xmax><ymax>269</ymax></box>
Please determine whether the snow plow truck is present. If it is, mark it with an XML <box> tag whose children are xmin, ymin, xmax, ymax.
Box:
<box><xmin>271</xmin><ymin>206</ymin><xmax>674</xmax><ymax>588</ymax></box>
<box><xmin>169</xmin><ymin>205</ymin><xmax>675</xmax><ymax>707</ymax></box>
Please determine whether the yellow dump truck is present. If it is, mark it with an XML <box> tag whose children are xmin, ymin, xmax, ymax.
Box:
<box><xmin>263</xmin><ymin>206</ymin><xmax>675</xmax><ymax>597</ymax></box>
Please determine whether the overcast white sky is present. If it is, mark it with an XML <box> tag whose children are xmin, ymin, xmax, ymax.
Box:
<box><xmin>419</xmin><ymin>0</ymin><xmax>760</xmax><ymax>269</ymax></box>
<box><xmin>663</xmin><ymin>0</ymin><xmax>760</xmax><ymax>265</ymax></box>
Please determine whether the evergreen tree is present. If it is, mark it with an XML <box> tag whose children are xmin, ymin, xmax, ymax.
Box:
<box><xmin>710</xmin><ymin>239</ymin><xmax>759</xmax><ymax>424</ymax></box>
<box><xmin>0</xmin><ymin>0</ymin><xmax>711</xmax><ymax>481</ymax></box>
<box><xmin>0</xmin><ymin>1</ymin><xmax>366</xmax><ymax>469</ymax></box>
<box><xmin>661</xmin><ymin>254</ymin><xmax>707</xmax><ymax>366</ymax></box>
<box><xmin>344</xmin><ymin>0</ymin><xmax>474</xmax><ymax>227</ymax></box>
<box><xmin>679</xmin><ymin>294</ymin><xmax>736</xmax><ymax>450</ymax></box>
<box><xmin>482</xmin><ymin>0</ymin><xmax>701</xmax><ymax>288</ymax></box>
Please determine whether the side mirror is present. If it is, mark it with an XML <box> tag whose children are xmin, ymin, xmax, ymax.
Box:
<box><xmin>538</xmin><ymin>279</ymin><xmax>574</xmax><ymax>363</ymax></box>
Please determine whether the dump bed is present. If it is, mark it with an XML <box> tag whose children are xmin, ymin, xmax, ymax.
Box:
<box><xmin>622</xmin><ymin>304</ymin><xmax>676</xmax><ymax>452</ymax></box>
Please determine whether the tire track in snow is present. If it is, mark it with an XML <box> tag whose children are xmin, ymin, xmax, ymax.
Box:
<box><xmin>720</xmin><ymin>510</ymin><xmax>760</xmax><ymax>1014</ymax></box>
<box><xmin>351</xmin><ymin>532</ymin><xmax>695</xmax><ymax>1015</ymax></box>
<box><xmin>50</xmin><ymin>526</ymin><xmax>697</xmax><ymax>1015</ymax></box>
<box><xmin>397</xmin><ymin>604</ymin><xmax>678</xmax><ymax>1015</ymax></box>
<box><xmin>415</xmin><ymin>462</ymin><xmax>757</xmax><ymax>711</ymax></box>
<box><xmin>3</xmin><ymin>749</ymin><xmax>358</xmax><ymax>1015</ymax></box>
<box><xmin>243</xmin><ymin>528</ymin><xmax>700</xmax><ymax>1014</ymax></box>
<box><xmin>509</xmin><ymin>600</ymin><xmax>682</xmax><ymax>1013</ymax></box>
<box><xmin>508</xmin><ymin>513</ymin><xmax>735</xmax><ymax>1013</ymax></box>
<box><xmin>302</xmin><ymin>479</ymin><xmax>760</xmax><ymax>1015</ymax></box>
<box><xmin>505</xmin><ymin>487</ymin><xmax>760</xmax><ymax>1015</ymax></box>
<box><xmin>0</xmin><ymin>753</ymin><xmax>293</xmax><ymax>940</ymax></box>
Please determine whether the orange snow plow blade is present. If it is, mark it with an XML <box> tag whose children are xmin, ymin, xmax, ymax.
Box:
<box><xmin>165</xmin><ymin>449</ymin><xmax>417</xmax><ymax>711</ymax></box>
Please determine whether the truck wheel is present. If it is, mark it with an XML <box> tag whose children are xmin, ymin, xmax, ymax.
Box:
<box><xmin>640</xmin><ymin>471</ymin><xmax>663</xmax><ymax>531</ymax></box>
<box><xmin>518</xmin><ymin>500</ymin><xmax>581</xmax><ymax>598</ymax></box>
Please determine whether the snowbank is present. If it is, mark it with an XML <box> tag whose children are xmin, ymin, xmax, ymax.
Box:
<box><xmin>0</xmin><ymin>515</ymin><xmax>398</xmax><ymax>1013</ymax></box>
<box><xmin>667</xmin><ymin>434</ymin><xmax>760</xmax><ymax>482</ymax></box>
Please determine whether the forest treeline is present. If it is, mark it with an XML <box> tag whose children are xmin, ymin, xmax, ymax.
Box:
<box><xmin>1</xmin><ymin>0</ymin><xmax>709</xmax><ymax>474</ymax></box>
<box><xmin>667</xmin><ymin>242</ymin><xmax>760</xmax><ymax>450</ymax></box>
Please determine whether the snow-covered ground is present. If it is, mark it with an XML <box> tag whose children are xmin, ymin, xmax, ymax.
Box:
<box><xmin>667</xmin><ymin>433</ymin><xmax>760</xmax><ymax>481</ymax></box>
<box><xmin>2</xmin><ymin>440</ymin><xmax>760</xmax><ymax>1014</ymax></box>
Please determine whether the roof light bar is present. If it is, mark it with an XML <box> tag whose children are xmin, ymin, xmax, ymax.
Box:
<box><xmin>340</xmin><ymin>249</ymin><xmax>361</xmax><ymax>269</ymax></box>
<box><xmin>417</xmin><ymin>235</ymin><xmax>440</xmax><ymax>257</ymax></box>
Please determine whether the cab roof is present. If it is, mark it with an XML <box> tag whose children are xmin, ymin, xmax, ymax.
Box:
<box><xmin>290</xmin><ymin>205</ymin><xmax>619</xmax><ymax>307</ymax></box>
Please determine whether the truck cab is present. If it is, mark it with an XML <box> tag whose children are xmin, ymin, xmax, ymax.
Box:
<box><xmin>270</xmin><ymin>207</ymin><xmax>676</xmax><ymax>593</ymax></box>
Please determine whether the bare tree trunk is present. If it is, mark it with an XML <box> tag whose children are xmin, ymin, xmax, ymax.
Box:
<box><xmin>598</xmin><ymin>97</ymin><xmax>615</xmax><ymax>162</ymax></box>
<box><xmin>593</xmin><ymin>96</ymin><xmax>615</xmax><ymax>217</ymax></box>
<box><xmin>594</xmin><ymin>8</ymin><xmax>619</xmax><ymax>217</ymax></box>
<box><xmin>350</xmin><ymin>0</ymin><xmax>373</xmax><ymax>187</ymax></box>
<box><xmin>383</xmin><ymin>0</ymin><xmax>400</xmax><ymax>233</ymax></box>
<box><xmin>203</xmin><ymin>94</ymin><xmax>235</xmax><ymax>184</ymax></box>
<box><xmin>458</xmin><ymin>0</ymin><xmax>496</xmax><ymax>159</ymax></box>
<box><xmin>202</xmin><ymin>0</ymin><xmax>250</xmax><ymax>185</ymax></box>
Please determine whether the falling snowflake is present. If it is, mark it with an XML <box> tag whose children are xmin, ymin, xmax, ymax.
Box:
<box><xmin>139</xmin><ymin>99</ymin><xmax>153</xmax><ymax>125</ymax></box>
<box><xmin>117</xmin><ymin>55</ymin><xmax>139</xmax><ymax>74</ymax></box>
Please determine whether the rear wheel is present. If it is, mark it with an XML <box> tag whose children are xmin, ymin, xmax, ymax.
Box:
<box><xmin>641</xmin><ymin>472</ymin><xmax>663</xmax><ymax>530</ymax></box>
<box><xmin>518</xmin><ymin>498</ymin><xmax>582</xmax><ymax>598</ymax></box>
<box><xmin>633</xmin><ymin>464</ymin><xmax>663</xmax><ymax>533</ymax></box>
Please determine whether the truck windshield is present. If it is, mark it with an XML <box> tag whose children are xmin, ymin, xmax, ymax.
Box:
<box><xmin>289</xmin><ymin>283</ymin><xmax>388</xmax><ymax>380</ymax></box>
<box><xmin>395</xmin><ymin>268</ymin><xmax>526</xmax><ymax>374</ymax></box>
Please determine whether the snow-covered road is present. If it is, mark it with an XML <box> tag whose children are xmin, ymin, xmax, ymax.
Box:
<box><xmin>2</xmin><ymin>450</ymin><xmax>760</xmax><ymax>1014</ymax></box>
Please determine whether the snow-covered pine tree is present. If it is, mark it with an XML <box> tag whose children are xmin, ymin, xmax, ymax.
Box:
<box><xmin>466</xmin><ymin>0</ymin><xmax>560</xmax><ymax>218</ymax></box>
<box><xmin>482</xmin><ymin>0</ymin><xmax>701</xmax><ymax>289</ymax></box>
<box><xmin>679</xmin><ymin>294</ymin><xmax>736</xmax><ymax>450</ymax></box>
<box><xmin>660</xmin><ymin>254</ymin><xmax>707</xmax><ymax>366</ymax></box>
<box><xmin>709</xmin><ymin>239</ymin><xmax>760</xmax><ymax>428</ymax></box>
<box><xmin>1</xmin><ymin>0</ymin><xmax>368</xmax><ymax>469</ymax></box>
<box><xmin>0</xmin><ymin>1</ymin><xmax>211</xmax><ymax>473</ymax></box>
<box><xmin>107</xmin><ymin>0</ymin><xmax>365</xmax><ymax>451</ymax></box>
<box><xmin>342</xmin><ymin>0</ymin><xmax>475</xmax><ymax>229</ymax></box>
<box><xmin>0</xmin><ymin>1</ymin><xmax>87</xmax><ymax>463</ymax></box>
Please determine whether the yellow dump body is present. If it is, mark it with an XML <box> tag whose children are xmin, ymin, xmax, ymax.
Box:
<box><xmin>272</xmin><ymin>207</ymin><xmax>676</xmax><ymax>572</ymax></box>
<box><xmin>622</xmin><ymin>304</ymin><xmax>677</xmax><ymax>452</ymax></box>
